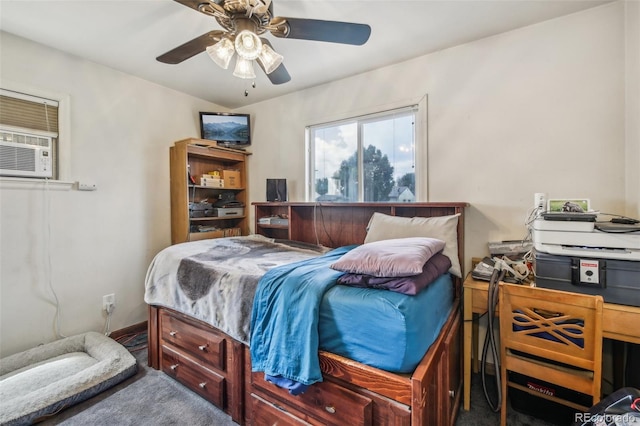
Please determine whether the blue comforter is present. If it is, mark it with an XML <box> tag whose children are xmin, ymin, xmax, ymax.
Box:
<box><xmin>250</xmin><ymin>246</ymin><xmax>353</xmax><ymax>388</ymax></box>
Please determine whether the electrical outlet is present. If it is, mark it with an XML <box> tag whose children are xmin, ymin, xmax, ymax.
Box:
<box><xmin>78</xmin><ymin>182</ymin><xmax>97</xmax><ymax>191</ymax></box>
<box><xmin>534</xmin><ymin>193</ymin><xmax>546</xmax><ymax>210</ymax></box>
<box><xmin>102</xmin><ymin>293</ymin><xmax>115</xmax><ymax>311</ymax></box>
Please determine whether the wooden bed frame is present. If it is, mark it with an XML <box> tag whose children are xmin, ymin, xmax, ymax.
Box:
<box><xmin>148</xmin><ymin>202</ymin><xmax>467</xmax><ymax>425</ymax></box>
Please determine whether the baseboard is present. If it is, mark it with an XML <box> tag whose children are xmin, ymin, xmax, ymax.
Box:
<box><xmin>110</xmin><ymin>321</ymin><xmax>147</xmax><ymax>340</ymax></box>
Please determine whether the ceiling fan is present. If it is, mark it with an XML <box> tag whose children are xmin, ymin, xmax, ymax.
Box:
<box><xmin>157</xmin><ymin>0</ymin><xmax>372</xmax><ymax>85</ymax></box>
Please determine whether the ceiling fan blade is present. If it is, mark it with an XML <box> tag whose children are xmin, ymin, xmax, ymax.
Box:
<box><xmin>262</xmin><ymin>62</ymin><xmax>291</xmax><ymax>85</ymax></box>
<box><xmin>156</xmin><ymin>30</ymin><xmax>225</xmax><ymax>64</ymax></box>
<box><xmin>270</xmin><ymin>17</ymin><xmax>371</xmax><ymax>45</ymax></box>
<box><xmin>256</xmin><ymin>39</ymin><xmax>290</xmax><ymax>84</ymax></box>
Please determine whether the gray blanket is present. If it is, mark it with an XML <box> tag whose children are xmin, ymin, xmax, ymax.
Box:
<box><xmin>144</xmin><ymin>235</ymin><xmax>326</xmax><ymax>345</ymax></box>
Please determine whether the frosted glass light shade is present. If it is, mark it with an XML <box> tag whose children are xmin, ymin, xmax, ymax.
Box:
<box><xmin>206</xmin><ymin>38</ymin><xmax>234</xmax><ymax>69</ymax></box>
<box><xmin>234</xmin><ymin>30</ymin><xmax>262</xmax><ymax>60</ymax></box>
<box><xmin>258</xmin><ymin>44</ymin><xmax>283</xmax><ymax>74</ymax></box>
<box><xmin>233</xmin><ymin>57</ymin><xmax>256</xmax><ymax>79</ymax></box>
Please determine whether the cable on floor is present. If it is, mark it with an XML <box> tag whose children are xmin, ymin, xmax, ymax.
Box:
<box><xmin>481</xmin><ymin>266</ymin><xmax>505</xmax><ymax>412</ymax></box>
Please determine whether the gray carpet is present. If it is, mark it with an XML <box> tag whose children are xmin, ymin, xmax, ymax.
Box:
<box><xmin>37</xmin><ymin>332</ymin><xmax>555</xmax><ymax>426</ymax></box>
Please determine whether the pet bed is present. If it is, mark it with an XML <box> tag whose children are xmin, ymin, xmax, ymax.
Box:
<box><xmin>0</xmin><ymin>331</ymin><xmax>137</xmax><ymax>425</ymax></box>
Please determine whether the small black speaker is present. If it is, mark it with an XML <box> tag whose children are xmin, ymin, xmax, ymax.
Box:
<box><xmin>266</xmin><ymin>179</ymin><xmax>287</xmax><ymax>202</ymax></box>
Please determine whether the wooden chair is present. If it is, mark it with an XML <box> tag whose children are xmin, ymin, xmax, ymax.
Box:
<box><xmin>498</xmin><ymin>283</ymin><xmax>604</xmax><ymax>426</ymax></box>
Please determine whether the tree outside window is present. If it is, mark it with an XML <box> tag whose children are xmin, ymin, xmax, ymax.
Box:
<box><xmin>308</xmin><ymin>107</ymin><xmax>416</xmax><ymax>203</ymax></box>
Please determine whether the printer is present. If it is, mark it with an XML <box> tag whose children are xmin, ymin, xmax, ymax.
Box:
<box><xmin>531</xmin><ymin>218</ymin><xmax>640</xmax><ymax>307</ymax></box>
<box><xmin>531</xmin><ymin>219</ymin><xmax>640</xmax><ymax>261</ymax></box>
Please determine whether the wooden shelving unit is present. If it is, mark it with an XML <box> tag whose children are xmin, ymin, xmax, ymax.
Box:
<box><xmin>170</xmin><ymin>138</ymin><xmax>250</xmax><ymax>244</ymax></box>
<box><xmin>253</xmin><ymin>201</ymin><xmax>467</xmax><ymax>249</ymax></box>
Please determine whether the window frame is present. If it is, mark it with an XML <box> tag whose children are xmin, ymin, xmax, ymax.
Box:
<box><xmin>0</xmin><ymin>82</ymin><xmax>71</xmax><ymax>184</ymax></box>
<box><xmin>305</xmin><ymin>96</ymin><xmax>428</xmax><ymax>202</ymax></box>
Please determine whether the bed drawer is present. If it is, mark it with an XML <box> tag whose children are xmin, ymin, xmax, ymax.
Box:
<box><xmin>162</xmin><ymin>344</ymin><xmax>226</xmax><ymax>407</ymax></box>
<box><xmin>160</xmin><ymin>309</ymin><xmax>226</xmax><ymax>371</ymax></box>
<box><xmin>251</xmin><ymin>372</ymin><xmax>372</xmax><ymax>426</ymax></box>
<box><xmin>249</xmin><ymin>393</ymin><xmax>312</xmax><ymax>426</ymax></box>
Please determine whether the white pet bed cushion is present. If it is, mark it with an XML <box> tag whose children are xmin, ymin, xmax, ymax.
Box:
<box><xmin>0</xmin><ymin>331</ymin><xmax>137</xmax><ymax>425</ymax></box>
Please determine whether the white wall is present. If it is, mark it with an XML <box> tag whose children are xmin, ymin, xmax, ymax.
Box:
<box><xmin>0</xmin><ymin>32</ymin><xmax>224</xmax><ymax>357</ymax></box>
<box><xmin>625</xmin><ymin>0</ymin><xmax>640</xmax><ymax>216</ymax></box>
<box><xmin>241</xmin><ymin>2</ymin><xmax>638</xmax><ymax>271</ymax></box>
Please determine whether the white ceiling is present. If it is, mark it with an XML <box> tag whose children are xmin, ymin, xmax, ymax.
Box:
<box><xmin>0</xmin><ymin>0</ymin><xmax>611</xmax><ymax>109</ymax></box>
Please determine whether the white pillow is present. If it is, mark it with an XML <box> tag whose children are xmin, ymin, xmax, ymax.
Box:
<box><xmin>364</xmin><ymin>212</ymin><xmax>462</xmax><ymax>278</ymax></box>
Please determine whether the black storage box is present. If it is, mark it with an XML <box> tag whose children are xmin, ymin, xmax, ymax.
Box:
<box><xmin>189</xmin><ymin>202</ymin><xmax>212</xmax><ymax>218</ymax></box>
<box><xmin>534</xmin><ymin>251</ymin><xmax>640</xmax><ymax>307</ymax></box>
<box><xmin>509</xmin><ymin>371</ymin><xmax>592</xmax><ymax>425</ymax></box>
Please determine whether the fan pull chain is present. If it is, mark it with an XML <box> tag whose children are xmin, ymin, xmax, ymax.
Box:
<box><xmin>244</xmin><ymin>80</ymin><xmax>257</xmax><ymax>96</ymax></box>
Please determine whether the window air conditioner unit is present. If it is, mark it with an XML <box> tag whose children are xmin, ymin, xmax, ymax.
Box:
<box><xmin>0</xmin><ymin>130</ymin><xmax>53</xmax><ymax>178</ymax></box>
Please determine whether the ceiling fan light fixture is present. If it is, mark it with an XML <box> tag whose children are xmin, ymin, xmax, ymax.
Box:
<box><xmin>251</xmin><ymin>0</ymin><xmax>271</xmax><ymax>15</ymax></box>
<box><xmin>234</xmin><ymin>30</ymin><xmax>262</xmax><ymax>60</ymax></box>
<box><xmin>233</xmin><ymin>56</ymin><xmax>257</xmax><ymax>79</ymax></box>
<box><xmin>159</xmin><ymin>0</ymin><xmax>371</xmax><ymax>86</ymax></box>
<box><xmin>206</xmin><ymin>38</ymin><xmax>235</xmax><ymax>69</ymax></box>
<box><xmin>257</xmin><ymin>43</ymin><xmax>283</xmax><ymax>74</ymax></box>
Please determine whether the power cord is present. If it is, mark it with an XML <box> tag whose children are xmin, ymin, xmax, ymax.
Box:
<box><xmin>43</xmin><ymin>177</ymin><xmax>67</xmax><ymax>340</ymax></box>
<box><xmin>480</xmin><ymin>255</ymin><xmax>534</xmax><ymax>411</ymax></box>
<box><xmin>103</xmin><ymin>303</ymin><xmax>115</xmax><ymax>336</ymax></box>
<box><xmin>481</xmin><ymin>261</ymin><xmax>506</xmax><ymax>412</ymax></box>
<box><xmin>312</xmin><ymin>203</ymin><xmax>336</xmax><ymax>248</ymax></box>
<box><xmin>313</xmin><ymin>202</ymin><xmax>320</xmax><ymax>246</ymax></box>
<box><xmin>596</xmin><ymin>212</ymin><xmax>640</xmax><ymax>224</ymax></box>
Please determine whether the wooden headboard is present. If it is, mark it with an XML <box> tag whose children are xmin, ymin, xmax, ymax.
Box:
<box><xmin>253</xmin><ymin>202</ymin><xmax>468</xmax><ymax>295</ymax></box>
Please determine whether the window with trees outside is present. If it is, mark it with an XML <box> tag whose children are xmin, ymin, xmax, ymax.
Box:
<box><xmin>307</xmin><ymin>106</ymin><xmax>417</xmax><ymax>203</ymax></box>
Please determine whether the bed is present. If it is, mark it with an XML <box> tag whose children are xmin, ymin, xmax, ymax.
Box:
<box><xmin>146</xmin><ymin>202</ymin><xmax>467</xmax><ymax>425</ymax></box>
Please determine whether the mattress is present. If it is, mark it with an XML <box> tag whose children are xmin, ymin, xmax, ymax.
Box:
<box><xmin>145</xmin><ymin>235</ymin><xmax>453</xmax><ymax>374</ymax></box>
<box><xmin>319</xmin><ymin>273</ymin><xmax>453</xmax><ymax>373</ymax></box>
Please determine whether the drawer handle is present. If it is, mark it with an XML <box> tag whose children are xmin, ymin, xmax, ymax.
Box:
<box><xmin>170</xmin><ymin>364</ymin><xmax>179</xmax><ymax>370</ymax></box>
<box><xmin>169</xmin><ymin>331</ymin><xmax>177</xmax><ymax>336</ymax></box>
<box><xmin>199</xmin><ymin>382</ymin><xmax>207</xmax><ymax>389</ymax></box>
<box><xmin>198</xmin><ymin>344</ymin><xmax>207</xmax><ymax>351</ymax></box>
<box><xmin>325</xmin><ymin>405</ymin><xmax>336</xmax><ymax>414</ymax></box>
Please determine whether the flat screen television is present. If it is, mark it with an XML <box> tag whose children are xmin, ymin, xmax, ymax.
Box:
<box><xmin>199</xmin><ymin>112</ymin><xmax>251</xmax><ymax>148</ymax></box>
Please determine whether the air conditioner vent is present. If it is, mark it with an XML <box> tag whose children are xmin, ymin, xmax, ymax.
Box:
<box><xmin>0</xmin><ymin>130</ymin><xmax>52</xmax><ymax>178</ymax></box>
<box><xmin>0</xmin><ymin>145</ymin><xmax>36</xmax><ymax>171</ymax></box>
<box><xmin>1</xmin><ymin>131</ymin><xmax>50</xmax><ymax>148</ymax></box>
